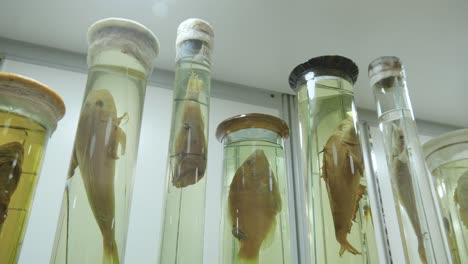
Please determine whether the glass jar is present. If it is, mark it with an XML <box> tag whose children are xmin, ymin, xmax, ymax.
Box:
<box><xmin>158</xmin><ymin>18</ymin><xmax>214</xmax><ymax>264</ymax></box>
<box><xmin>424</xmin><ymin>129</ymin><xmax>468</xmax><ymax>264</ymax></box>
<box><xmin>0</xmin><ymin>72</ymin><xmax>65</xmax><ymax>264</ymax></box>
<box><xmin>216</xmin><ymin>113</ymin><xmax>292</xmax><ymax>264</ymax></box>
<box><xmin>51</xmin><ymin>18</ymin><xmax>159</xmax><ymax>264</ymax></box>
<box><xmin>368</xmin><ymin>56</ymin><xmax>451</xmax><ymax>264</ymax></box>
<box><xmin>288</xmin><ymin>56</ymin><xmax>380</xmax><ymax>264</ymax></box>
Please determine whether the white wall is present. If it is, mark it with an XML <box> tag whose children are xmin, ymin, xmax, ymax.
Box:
<box><xmin>2</xmin><ymin>59</ymin><xmax>279</xmax><ymax>264</ymax></box>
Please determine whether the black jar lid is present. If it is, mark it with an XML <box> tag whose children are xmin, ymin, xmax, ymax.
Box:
<box><xmin>216</xmin><ymin>113</ymin><xmax>289</xmax><ymax>142</ymax></box>
<box><xmin>288</xmin><ymin>55</ymin><xmax>359</xmax><ymax>91</ymax></box>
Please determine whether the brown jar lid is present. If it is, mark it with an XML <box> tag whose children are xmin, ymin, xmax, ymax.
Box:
<box><xmin>0</xmin><ymin>72</ymin><xmax>65</xmax><ymax>131</ymax></box>
<box><xmin>216</xmin><ymin>113</ymin><xmax>289</xmax><ymax>142</ymax></box>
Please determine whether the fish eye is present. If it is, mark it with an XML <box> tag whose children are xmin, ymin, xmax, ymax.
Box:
<box><xmin>95</xmin><ymin>100</ymin><xmax>104</xmax><ymax>107</ymax></box>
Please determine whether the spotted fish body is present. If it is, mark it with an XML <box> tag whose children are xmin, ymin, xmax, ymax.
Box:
<box><xmin>228</xmin><ymin>149</ymin><xmax>282</xmax><ymax>261</ymax></box>
<box><xmin>322</xmin><ymin>116</ymin><xmax>365</xmax><ymax>256</ymax></box>
<box><xmin>172</xmin><ymin>72</ymin><xmax>207</xmax><ymax>188</ymax></box>
<box><xmin>69</xmin><ymin>89</ymin><xmax>126</xmax><ymax>263</ymax></box>
<box><xmin>0</xmin><ymin>142</ymin><xmax>24</xmax><ymax>232</ymax></box>
<box><xmin>391</xmin><ymin>126</ymin><xmax>427</xmax><ymax>264</ymax></box>
<box><xmin>454</xmin><ymin>170</ymin><xmax>468</xmax><ymax>229</ymax></box>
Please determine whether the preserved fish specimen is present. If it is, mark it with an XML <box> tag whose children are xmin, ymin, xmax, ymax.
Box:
<box><xmin>217</xmin><ymin>113</ymin><xmax>292</xmax><ymax>264</ymax></box>
<box><xmin>0</xmin><ymin>72</ymin><xmax>65</xmax><ymax>264</ymax></box>
<box><xmin>50</xmin><ymin>18</ymin><xmax>159</xmax><ymax>264</ymax></box>
<box><xmin>172</xmin><ymin>72</ymin><xmax>206</xmax><ymax>188</ymax></box>
<box><xmin>369</xmin><ymin>56</ymin><xmax>452</xmax><ymax>264</ymax></box>
<box><xmin>229</xmin><ymin>149</ymin><xmax>282</xmax><ymax>261</ymax></box>
<box><xmin>69</xmin><ymin>89</ymin><xmax>126</xmax><ymax>262</ymax></box>
<box><xmin>0</xmin><ymin>142</ymin><xmax>24</xmax><ymax>232</ymax></box>
<box><xmin>454</xmin><ymin>171</ymin><xmax>468</xmax><ymax>228</ymax></box>
<box><xmin>159</xmin><ymin>18</ymin><xmax>213</xmax><ymax>264</ymax></box>
<box><xmin>424</xmin><ymin>129</ymin><xmax>468</xmax><ymax>263</ymax></box>
<box><xmin>391</xmin><ymin>126</ymin><xmax>427</xmax><ymax>264</ymax></box>
<box><xmin>289</xmin><ymin>56</ymin><xmax>380</xmax><ymax>264</ymax></box>
<box><xmin>322</xmin><ymin>116</ymin><xmax>365</xmax><ymax>256</ymax></box>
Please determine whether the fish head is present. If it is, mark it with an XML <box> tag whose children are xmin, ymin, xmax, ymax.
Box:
<box><xmin>392</xmin><ymin>125</ymin><xmax>405</xmax><ymax>154</ymax></box>
<box><xmin>243</xmin><ymin>149</ymin><xmax>271</xmax><ymax>183</ymax></box>
<box><xmin>84</xmin><ymin>89</ymin><xmax>117</xmax><ymax>115</ymax></box>
<box><xmin>338</xmin><ymin>117</ymin><xmax>359</xmax><ymax>144</ymax></box>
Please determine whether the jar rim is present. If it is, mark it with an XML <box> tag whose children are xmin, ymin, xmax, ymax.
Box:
<box><xmin>423</xmin><ymin>128</ymin><xmax>468</xmax><ymax>158</ymax></box>
<box><xmin>216</xmin><ymin>113</ymin><xmax>289</xmax><ymax>142</ymax></box>
<box><xmin>0</xmin><ymin>72</ymin><xmax>65</xmax><ymax>130</ymax></box>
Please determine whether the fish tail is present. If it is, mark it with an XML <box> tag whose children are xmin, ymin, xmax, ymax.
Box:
<box><xmin>418</xmin><ymin>237</ymin><xmax>428</xmax><ymax>264</ymax></box>
<box><xmin>102</xmin><ymin>238</ymin><xmax>120</xmax><ymax>264</ymax></box>
<box><xmin>339</xmin><ymin>240</ymin><xmax>361</xmax><ymax>256</ymax></box>
<box><xmin>234</xmin><ymin>253</ymin><xmax>259</xmax><ymax>264</ymax></box>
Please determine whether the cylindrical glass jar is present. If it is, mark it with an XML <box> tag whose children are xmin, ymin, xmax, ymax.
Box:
<box><xmin>216</xmin><ymin>113</ymin><xmax>292</xmax><ymax>264</ymax></box>
<box><xmin>158</xmin><ymin>18</ymin><xmax>214</xmax><ymax>264</ymax></box>
<box><xmin>289</xmin><ymin>56</ymin><xmax>380</xmax><ymax>264</ymax></box>
<box><xmin>0</xmin><ymin>72</ymin><xmax>65</xmax><ymax>264</ymax></box>
<box><xmin>51</xmin><ymin>18</ymin><xmax>159</xmax><ymax>264</ymax></box>
<box><xmin>423</xmin><ymin>129</ymin><xmax>468</xmax><ymax>264</ymax></box>
<box><xmin>368</xmin><ymin>56</ymin><xmax>451</xmax><ymax>264</ymax></box>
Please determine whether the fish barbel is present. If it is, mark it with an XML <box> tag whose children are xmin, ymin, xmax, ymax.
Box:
<box><xmin>0</xmin><ymin>142</ymin><xmax>24</xmax><ymax>232</ymax></box>
<box><xmin>322</xmin><ymin>116</ymin><xmax>365</xmax><ymax>256</ymax></box>
<box><xmin>454</xmin><ymin>170</ymin><xmax>468</xmax><ymax>229</ymax></box>
<box><xmin>229</xmin><ymin>149</ymin><xmax>282</xmax><ymax>261</ymax></box>
<box><xmin>391</xmin><ymin>126</ymin><xmax>427</xmax><ymax>264</ymax></box>
<box><xmin>69</xmin><ymin>89</ymin><xmax>126</xmax><ymax>263</ymax></box>
<box><xmin>172</xmin><ymin>71</ymin><xmax>207</xmax><ymax>188</ymax></box>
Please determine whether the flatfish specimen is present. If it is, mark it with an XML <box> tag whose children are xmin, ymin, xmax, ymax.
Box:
<box><xmin>0</xmin><ymin>142</ymin><xmax>24</xmax><ymax>232</ymax></box>
<box><xmin>229</xmin><ymin>149</ymin><xmax>282</xmax><ymax>261</ymax></box>
<box><xmin>69</xmin><ymin>89</ymin><xmax>126</xmax><ymax>263</ymax></box>
<box><xmin>322</xmin><ymin>116</ymin><xmax>365</xmax><ymax>256</ymax></box>
<box><xmin>454</xmin><ymin>170</ymin><xmax>468</xmax><ymax>229</ymax></box>
<box><xmin>172</xmin><ymin>72</ymin><xmax>207</xmax><ymax>188</ymax></box>
<box><xmin>391</xmin><ymin>126</ymin><xmax>427</xmax><ymax>264</ymax></box>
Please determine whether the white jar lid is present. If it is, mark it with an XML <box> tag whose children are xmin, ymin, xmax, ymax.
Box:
<box><xmin>87</xmin><ymin>18</ymin><xmax>160</xmax><ymax>74</ymax></box>
<box><xmin>0</xmin><ymin>72</ymin><xmax>65</xmax><ymax>133</ymax></box>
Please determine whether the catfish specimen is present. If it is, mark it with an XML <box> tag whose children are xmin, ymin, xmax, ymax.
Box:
<box><xmin>0</xmin><ymin>142</ymin><xmax>24</xmax><ymax>232</ymax></box>
<box><xmin>172</xmin><ymin>72</ymin><xmax>207</xmax><ymax>188</ymax></box>
<box><xmin>69</xmin><ymin>89</ymin><xmax>126</xmax><ymax>263</ymax></box>
<box><xmin>229</xmin><ymin>149</ymin><xmax>282</xmax><ymax>262</ymax></box>
<box><xmin>322</xmin><ymin>116</ymin><xmax>365</xmax><ymax>256</ymax></box>
<box><xmin>454</xmin><ymin>170</ymin><xmax>468</xmax><ymax>229</ymax></box>
<box><xmin>391</xmin><ymin>126</ymin><xmax>427</xmax><ymax>264</ymax></box>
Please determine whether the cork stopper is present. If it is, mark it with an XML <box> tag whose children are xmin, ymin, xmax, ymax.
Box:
<box><xmin>87</xmin><ymin>18</ymin><xmax>160</xmax><ymax>74</ymax></box>
<box><xmin>216</xmin><ymin>113</ymin><xmax>289</xmax><ymax>142</ymax></box>
<box><xmin>0</xmin><ymin>72</ymin><xmax>65</xmax><ymax>133</ymax></box>
<box><xmin>368</xmin><ymin>56</ymin><xmax>405</xmax><ymax>87</ymax></box>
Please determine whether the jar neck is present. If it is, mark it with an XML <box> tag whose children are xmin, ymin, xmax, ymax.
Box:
<box><xmin>372</xmin><ymin>75</ymin><xmax>414</xmax><ymax>118</ymax></box>
<box><xmin>223</xmin><ymin>128</ymin><xmax>284</xmax><ymax>147</ymax></box>
<box><xmin>301</xmin><ymin>74</ymin><xmax>354</xmax><ymax>98</ymax></box>
<box><xmin>176</xmin><ymin>39</ymin><xmax>212</xmax><ymax>67</ymax></box>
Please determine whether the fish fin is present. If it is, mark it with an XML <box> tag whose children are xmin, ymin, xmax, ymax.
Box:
<box><xmin>261</xmin><ymin>218</ymin><xmax>277</xmax><ymax>250</ymax></box>
<box><xmin>117</xmin><ymin>112</ymin><xmax>129</xmax><ymax>126</ymax></box>
<box><xmin>352</xmin><ymin>185</ymin><xmax>366</xmax><ymax>223</ymax></box>
<box><xmin>339</xmin><ymin>240</ymin><xmax>361</xmax><ymax>256</ymax></box>
<box><xmin>109</xmin><ymin>127</ymin><xmax>127</xmax><ymax>159</ymax></box>
<box><xmin>103</xmin><ymin>238</ymin><xmax>120</xmax><ymax>264</ymax></box>
<box><xmin>364</xmin><ymin>205</ymin><xmax>373</xmax><ymax>223</ymax></box>
<box><xmin>68</xmin><ymin>148</ymin><xmax>78</xmax><ymax>179</ymax></box>
<box><xmin>232</xmin><ymin>225</ymin><xmax>248</xmax><ymax>240</ymax></box>
<box><xmin>418</xmin><ymin>236</ymin><xmax>428</xmax><ymax>264</ymax></box>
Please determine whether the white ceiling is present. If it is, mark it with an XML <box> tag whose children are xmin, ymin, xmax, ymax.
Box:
<box><xmin>0</xmin><ymin>0</ymin><xmax>467</xmax><ymax>127</ymax></box>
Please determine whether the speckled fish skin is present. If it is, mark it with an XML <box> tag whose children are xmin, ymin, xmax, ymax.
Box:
<box><xmin>229</xmin><ymin>149</ymin><xmax>282</xmax><ymax>260</ymax></box>
<box><xmin>69</xmin><ymin>89</ymin><xmax>125</xmax><ymax>263</ymax></box>
<box><xmin>454</xmin><ymin>170</ymin><xmax>468</xmax><ymax>229</ymax></box>
<box><xmin>172</xmin><ymin>72</ymin><xmax>207</xmax><ymax>188</ymax></box>
<box><xmin>0</xmin><ymin>142</ymin><xmax>23</xmax><ymax>231</ymax></box>
<box><xmin>391</xmin><ymin>126</ymin><xmax>427</xmax><ymax>264</ymax></box>
<box><xmin>322</xmin><ymin>116</ymin><xmax>365</xmax><ymax>256</ymax></box>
